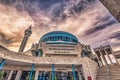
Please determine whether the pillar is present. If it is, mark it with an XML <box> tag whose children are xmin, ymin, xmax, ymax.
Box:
<box><xmin>0</xmin><ymin>59</ymin><xmax>5</xmax><ymax>70</ymax></box>
<box><xmin>29</xmin><ymin>64</ymin><xmax>35</xmax><ymax>80</ymax></box>
<box><xmin>7</xmin><ymin>70</ymin><xmax>13</xmax><ymax>80</ymax></box>
<box><xmin>95</xmin><ymin>54</ymin><xmax>103</xmax><ymax>66</ymax></box>
<box><xmin>52</xmin><ymin>64</ymin><xmax>54</xmax><ymax>80</ymax></box>
<box><xmin>113</xmin><ymin>55</ymin><xmax>119</xmax><ymax>63</ymax></box>
<box><xmin>78</xmin><ymin>71</ymin><xmax>82</xmax><ymax>80</ymax></box>
<box><xmin>43</xmin><ymin>72</ymin><xmax>45</xmax><ymax>80</ymax></box>
<box><xmin>34</xmin><ymin>70</ymin><xmax>39</xmax><ymax>80</ymax></box>
<box><xmin>109</xmin><ymin>48</ymin><xmax>119</xmax><ymax>63</ymax></box>
<box><xmin>104</xmin><ymin>49</ymin><xmax>113</xmax><ymax>64</ymax></box>
<box><xmin>62</xmin><ymin>72</ymin><xmax>64</xmax><ymax>80</ymax></box>
<box><xmin>15</xmin><ymin>70</ymin><xmax>22</xmax><ymax>80</ymax></box>
<box><xmin>99</xmin><ymin>50</ymin><xmax>108</xmax><ymax>66</ymax></box>
<box><xmin>72</xmin><ymin>64</ymin><xmax>77</xmax><ymax>80</ymax></box>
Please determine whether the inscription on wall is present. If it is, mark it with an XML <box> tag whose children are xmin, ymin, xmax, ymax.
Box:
<box><xmin>46</xmin><ymin>44</ymin><xmax>76</xmax><ymax>54</ymax></box>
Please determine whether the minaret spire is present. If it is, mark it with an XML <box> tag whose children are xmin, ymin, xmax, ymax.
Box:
<box><xmin>18</xmin><ymin>26</ymin><xmax>32</xmax><ymax>52</ymax></box>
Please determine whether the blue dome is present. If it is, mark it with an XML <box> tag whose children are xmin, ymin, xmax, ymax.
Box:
<box><xmin>39</xmin><ymin>31</ymin><xmax>78</xmax><ymax>43</ymax></box>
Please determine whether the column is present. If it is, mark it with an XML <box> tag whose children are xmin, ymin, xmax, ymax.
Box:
<box><xmin>104</xmin><ymin>49</ymin><xmax>113</xmax><ymax>64</ymax></box>
<box><xmin>78</xmin><ymin>71</ymin><xmax>82</xmax><ymax>80</ymax></box>
<box><xmin>42</xmin><ymin>72</ymin><xmax>45</xmax><ymax>80</ymax></box>
<box><xmin>7</xmin><ymin>70</ymin><xmax>13</xmax><ymax>80</ymax></box>
<box><xmin>113</xmin><ymin>55</ymin><xmax>119</xmax><ymax>64</ymax></box>
<box><xmin>52</xmin><ymin>64</ymin><xmax>54</xmax><ymax>80</ymax></box>
<box><xmin>0</xmin><ymin>59</ymin><xmax>5</xmax><ymax>70</ymax></box>
<box><xmin>34</xmin><ymin>70</ymin><xmax>39</xmax><ymax>80</ymax></box>
<box><xmin>29</xmin><ymin>64</ymin><xmax>35</xmax><ymax>80</ymax></box>
<box><xmin>72</xmin><ymin>64</ymin><xmax>77</xmax><ymax>80</ymax></box>
<box><xmin>95</xmin><ymin>54</ymin><xmax>103</xmax><ymax>66</ymax></box>
<box><xmin>109</xmin><ymin>48</ymin><xmax>119</xmax><ymax>63</ymax></box>
<box><xmin>15</xmin><ymin>70</ymin><xmax>22</xmax><ymax>80</ymax></box>
<box><xmin>99</xmin><ymin>50</ymin><xmax>108</xmax><ymax>66</ymax></box>
<box><xmin>62</xmin><ymin>72</ymin><xmax>64</xmax><ymax>80</ymax></box>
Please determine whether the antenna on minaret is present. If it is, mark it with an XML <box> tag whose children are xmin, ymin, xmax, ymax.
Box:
<box><xmin>18</xmin><ymin>26</ymin><xmax>32</xmax><ymax>52</ymax></box>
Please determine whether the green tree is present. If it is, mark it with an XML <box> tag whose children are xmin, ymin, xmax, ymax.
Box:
<box><xmin>72</xmin><ymin>76</ymin><xmax>74</xmax><ymax>80</ymax></box>
<box><xmin>54</xmin><ymin>73</ymin><xmax>57</xmax><ymax>80</ymax></box>
<box><xmin>26</xmin><ymin>72</ymin><xmax>30</xmax><ymax>80</ymax></box>
<box><xmin>0</xmin><ymin>71</ymin><xmax>3</xmax><ymax>79</ymax></box>
<box><xmin>32</xmin><ymin>73</ymin><xmax>34</xmax><ymax>80</ymax></box>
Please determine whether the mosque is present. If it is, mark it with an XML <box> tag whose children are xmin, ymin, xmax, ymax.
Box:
<box><xmin>0</xmin><ymin>0</ymin><xmax>120</xmax><ymax>80</ymax></box>
<box><xmin>0</xmin><ymin>26</ymin><xmax>118</xmax><ymax>80</ymax></box>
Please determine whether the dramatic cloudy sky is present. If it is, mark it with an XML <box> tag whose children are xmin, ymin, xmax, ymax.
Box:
<box><xmin>0</xmin><ymin>0</ymin><xmax>120</xmax><ymax>52</ymax></box>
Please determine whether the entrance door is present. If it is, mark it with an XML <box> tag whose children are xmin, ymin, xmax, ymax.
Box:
<box><xmin>10</xmin><ymin>70</ymin><xmax>18</xmax><ymax>80</ymax></box>
<box><xmin>38</xmin><ymin>71</ymin><xmax>50</xmax><ymax>80</ymax></box>
<box><xmin>20</xmin><ymin>71</ymin><xmax>35</xmax><ymax>80</ymax></box>
<box><xmin>0</xmin><ymin>70</ymin><xmax>10</xmax><ymax>80</ymax></box>
<box><xmin>56</xmin><ymin>71</ymin><xmax>70</xmax><ymax>80</ymax></box>
<box><xmin>37</xmin><ymin>71</ymin><xmax>80</xmax><ymax>80</ymax></box>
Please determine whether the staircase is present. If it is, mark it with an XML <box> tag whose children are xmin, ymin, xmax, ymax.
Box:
<box><xmin>96</xmin><ymin>64</ymin><xmax>120</xmax><ymax>80</ymax></box>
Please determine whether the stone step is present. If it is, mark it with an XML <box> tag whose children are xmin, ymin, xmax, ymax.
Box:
<box><xmin>100</xmin><ymin>66</ymin><xmax>120</xmax><ymax>69</ymax></box>
<box><xmin>98</xmin><ymin>67</ymin><xmax>120</xmax><ymax>71</ymax></box>
<box><xmin>96</xmin><ymin>75</ymin><xmax>120</xmax><ymax>80</ymax></box>
<box><xmin>99</xmin><ymin>67</ymin><xmax>120</xmax><ymax>70</ymax></box>
<box><xmin>97</xmin><ymin>74</ymin><xmax>120</xmax><ymax>76</ymax></box>
<box><xmin>98</xmin><ymin>70</ymin><xmax>120</xmax><ymax>73</ymax></box>
<box><xmin>100</xmin><ymin>64</ymin><xmax>120</xmax><ymax>67</ymax></box>
<box><xmin>97</xmin><ymin>70</ymin><xmax>120</xmax><ymax>73</ymax></box>
<box><xmin>96</xmin><ymin>65</ymin><xmax>120</xmax><ymax>80</ymax></box>
<box><xmin>97</xmin><ymin>71</ymin><xmax>120</xmax><ymax>75</ymax></box>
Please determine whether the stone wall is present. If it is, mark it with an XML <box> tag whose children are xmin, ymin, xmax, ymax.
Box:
<box><xmin>99</xmin><ymin>0</ymin><xmax>120</xmax><ymax>22</ymax></box>
<box><xmin>0</xmin><ymin>45</ymin><xmax>98</xmax><ymax>80</ymax></box>
<box><xmin>82</xmin><ymin>57</ymin><xmax>98</xmax><ymax>80</ymax></box>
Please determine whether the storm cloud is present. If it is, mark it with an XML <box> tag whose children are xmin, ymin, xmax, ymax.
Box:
<box><xmin>0</xmin><ymin>0</ymin><xmax>120</xmax><ymax>52</ymax></box>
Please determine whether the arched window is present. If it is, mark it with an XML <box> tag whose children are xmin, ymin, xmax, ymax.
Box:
<box><xmin>65</xmin><ymin>36</ymin><xmax>67</xmax><ymax>39</ymax></box>
<box><xmin>50</xmin><ymin>36</ymin><xmax>51</xmax><ymax>40</ymax></box>
<box><xmin>52</xmin><ymin>36</ymin><xmax>54</xmax><ymax>40</ymax></box>
<box><xmin>60</xmin><ymin>36</ymin><xmax>62</xmax><ymax>40</ymax></box>
<box><xmin>53</xmin><ymin>36</ymin><xmax>55</xmax><ymax>40</ymax></box>
<box><xmin>81</xmin><ymin>50</ymin><xmax>87</xmax><ymax>57</ymax></box>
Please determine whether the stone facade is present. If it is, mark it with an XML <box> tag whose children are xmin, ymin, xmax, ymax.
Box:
<box><xmin>0</xmin><ymin>44</ymin><xmax>98</xmax><ymax>80</ymax></box>
<box><xmin>94</xmin><ymin>45</ymin><xmax>118</xmax><ymax>66</ymax></box>
<box><xmin>113</xmin><ymin>50</ymin><xmax>120</xmax><ymax>63</ymax></box>
<box><xmin>99</xmin><ymin>0</ymin><xmax>120</xmax><ymax>22</ymax></box>
<box><xmin>0</xmin><ymin>30</ymin><xmax>98</xmax><ymax>80</ymax></box>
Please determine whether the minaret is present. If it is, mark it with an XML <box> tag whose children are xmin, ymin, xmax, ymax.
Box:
<box><xmin>18</xmin><ymin>26</ymin><xmax>32</xmax><ymax>52</ymax></box>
